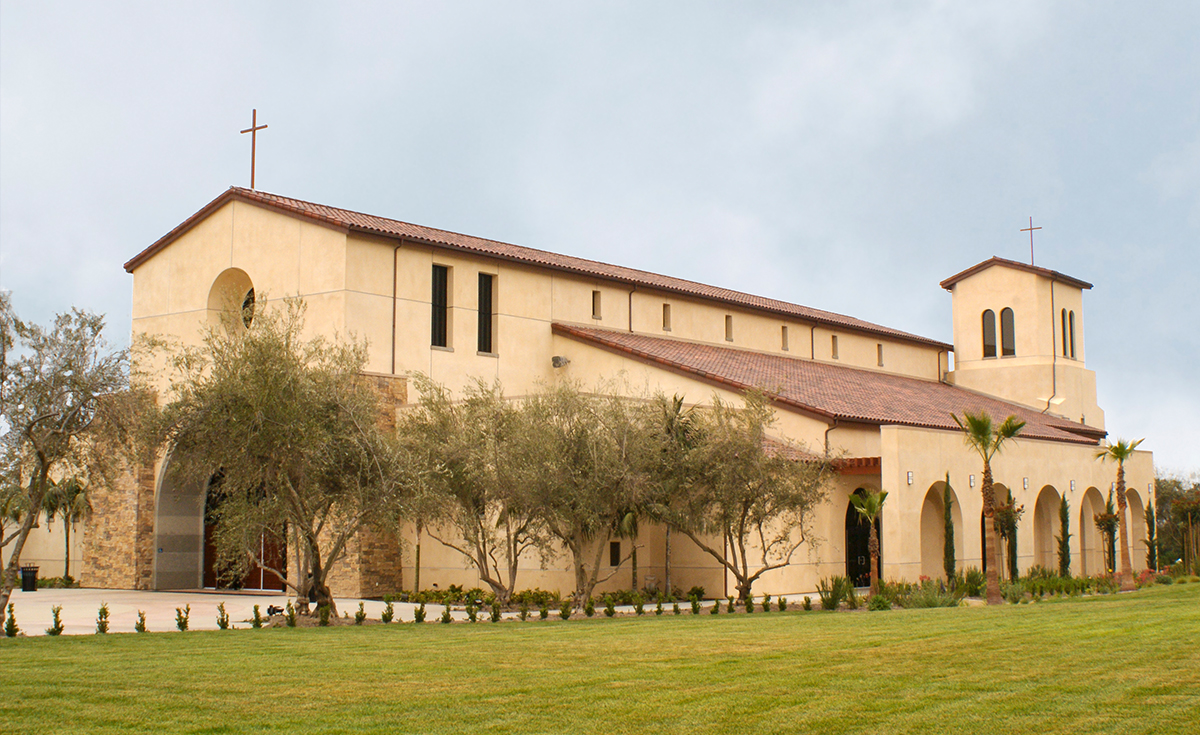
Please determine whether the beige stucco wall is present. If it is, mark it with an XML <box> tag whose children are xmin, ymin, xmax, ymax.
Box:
<box><xmin>1</xmin><ymin>518</ymin><xmax>84</xmax><ymax>580</ymax></box>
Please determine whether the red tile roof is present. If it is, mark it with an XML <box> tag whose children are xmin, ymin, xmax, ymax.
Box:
<box><xmin>552</xmin><ymin>323</ymin><xmax>1103</xmax><ymax>445</ymax></box>
<box><xmin>940</xmin><ymin>256</ymin><xmax>1092</xmax><ymax>291</ymax></box>
<box><xmin>125</xmin><ymin>187</ymin><xmax>952</xmax><ymax>350</ymax></box>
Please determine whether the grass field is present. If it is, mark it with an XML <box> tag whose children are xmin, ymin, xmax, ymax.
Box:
<box><xmin>2</xmin><ymin>584</ymin><xmax>1198</xmax><ymax>734</ymax></box>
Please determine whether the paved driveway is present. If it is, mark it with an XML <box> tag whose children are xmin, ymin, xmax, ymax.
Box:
<box><xmin>4</xmin><ymin>588</ymin><xmax>436</xmax><ymax>636</ymax></box>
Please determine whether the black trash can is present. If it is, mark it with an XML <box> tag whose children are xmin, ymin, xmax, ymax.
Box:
<box><xmin>20</xmin><ymin>566</ymin><xmax>38</xmax><ymax>592</ymax></box>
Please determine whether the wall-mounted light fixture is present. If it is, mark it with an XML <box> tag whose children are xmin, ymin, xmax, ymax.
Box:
<box><xmin>906</xmin><ymin>471</ymin><xmax>913</xmax><ymax>486</ymax></box>
<box><xmin>551</xmin><ymin>356</ymin><xmax>570</xmax><ymax>368</ymax></box>
<box><xmin>1070</xmin><ymin>480</ymin><xmax>1076</xmax><ymax>491</ymax></box>
<box><xmin>1023</xmin><ymin>477</ymin><xmax>1029</xmax><ymax>490</ymax></box>
<box><xmin>1111</xmin><ymin>482</ymin><xmax>1116</xmax><ymax>492</ymax></box>
<box><xmin>969</xmin><ymin>475</ymin><xmax>975</xmax><ymax>488</ymax></box>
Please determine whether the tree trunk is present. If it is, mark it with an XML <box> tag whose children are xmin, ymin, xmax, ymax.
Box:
<box><xmin>63</xmin><ymin>519</ymin><xmax>72</xmax><ymax>579</ymax></box>
<box><xmin>631</xmin><ymin>544</ymin><xmax>638</xmax><ymax>592</ymax></box>
<box><xmin>664</xmin><ymin>527</ymin><xmax>672</xmax><ymax>595</ymax></box>
<box><xmin>1115</xmin><ymin>463</ymin><xmax>1135</xmax><ymax>591</ymax></box>
<box><xmin>982</xmin><ymin>463</ymin><xmax>1002</xmax><ymax>605</ymax></box>
<box><xmin>414</xmin><ymin>524</ymin><xmax>422</xmax><ymax>593</ymax></box>
<box><xmin>0</xmin><ymin>468</ymin><xmax>52</xmax><ymax>625</ymax></box>
<box><xmin>867</xmin><ymin>522</ymin><xmax>879</xmax><ymax>596</ymax></box>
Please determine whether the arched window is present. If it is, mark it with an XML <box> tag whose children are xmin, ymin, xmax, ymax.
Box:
<box><xmin>1000</xmin><ymin>308</ymin><xmax>1015</xmax><ymax>357</ymax></box>
<box><xmin>982</xmin><ymin>310</ymin><xmax>997</xmax><ymax>358</ymax></box>
<box><xmin>1061</xmin><ymin>308</ymin><xmax>1068</xmax><ymax>356</ymax></box>
<box><xmin>1068</xmin><ymin>310</ymin><xmax>1076</xmax><ymax>359</ymax></box>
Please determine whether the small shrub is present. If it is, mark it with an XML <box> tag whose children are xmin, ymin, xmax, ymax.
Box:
<box><xmin>584</xmin><ymin>597</ymin><xmax>595</xmax><ymax>618</ymax></box>
<box><xmin>962</xmin><ymin>567</ymin><xmax>985</xmax><ymax>597</ymax></box>
<box><xmin>559</xmin><ymin>601</ymin><xmax>572</xmax><ymax>620</ymax></box>
<box><xmin>777</xmin><ymin>596</ymin><xmax>787</xmax><ymax>612</ymax></box>
<box><xmin>655</xmin><ymin>597</ymin><xmax>664</xmax><ymax>616</ymax></box>
<box><xmin>520</xmin><ymin>602</ymin><xmax>530</xmax><ymax>621</ymax></box>
<box><xmin>539</xmin><ymin>603</ymin><xmax>549</xmax><ymax>621</ymax></box>
<box><xmin>465</xmin><ymin>603</ymin><xmax>478</xmax><ymax>623</ymax></box>
<box><xmin>745</xmin><ymin>595</ymin><xmax>754</xmax><ymax>614</ymax></box>
<box><xmin>175</xmin><ymin>604</ymin><xmax>191</xmax><ymax>631</ymax></box>
<box><xmin>690</xmin><ymin>596</ymin><xmax>701</xmax><ymax>615</ymax></box>
<box><xmin>381</xmin><ymin>601</ymin><xmax>394</xmax><ymax>624</ymax></box>
<box><xmin>491</xmin><ymin>601</ymin><xmax>502</xmax><ymax>623</ymax></box>
<box><xmin>286</xmin><ymin>601</ymin><xmax>297</xmax><ymax>627</ymax></box>
<box><xmin>216</xmin><ymin>602</ymin><xmax>230</xmax><ymax>630</ymax></box>
<box><xmin>510</xmin><ymin>588</ymin><xmax>562</xmax><ymax>608</ymax></box>
<box><xmin>355</xmin><ymin>602</ymin><xmax>366</xmax><ymax>625</ymax></box>
<box><xmin>726</xmin><ymin>597</ymin><xmax>735</xmax><ymax>613</ymax></box>
<box><xmin>5</xmin><ymin>604</ymin><xmax>18</xmax><ymax>637</ymax></box>
<box><xmin>47</xmin><ymin>605</ymin><xmax>64</xmax><ymax>636</ymax></box>
<box><xmin>817</xmin><ymin>577</ymin><xmax>850</xmax><ymax>610</ymax></box>
<box><xmin>96</xmin><ymin>603</ymin><xmax>109</xmax><ymax>634</ymax></box>
<box><xmin>1156</xmin><ymin>574</ymin><xmax>1174</xmax><ymax>585</ymax></box>
<box><xmin>710</xmin><ymin>599</ymin><xmax>719</xmax><ymax>615</ymax></box>
<box><xmin>135</xmin><ymin>610</ymin><xmax>147</xmax><ymax>633</ymax></box>
<box><xmin>672</xmin><ymin>601</ymin><xmax>681</xmax><ymax>616</ymax></box>
<box><xmin>845</xmin><ymin>586</ymin><xmax>860</xmax><ymax>610</ymax></box>
<box><xmin>414</xmin><ymin>603</ymin><xmax>427</xmax><ymax>623</ymax></box>
<box><xmin>687</xmin><ymin>586</ymin><xmax>706</xmax><ymax>600</ymax></box>
<box><xmin>762</xmin><ymin>594</ymin><xmax>771</xmax><ymax>613</ymax></box>
<box><xmin>803</xmin><ymin>596</ymin><xmax>812</xmax><ymax>611</ymax></box>
<box><xmin>603</xmin><ymin>595</ymin><xmax>615</xmax><ymax>618</ymax></box>
<box><xmin>634</xmin><ymin>594</ymin><xmax>645</xmax><ymax>616</ymax></box>
<box><xmin>868</xmin><ymin>594</ymin><xmax>891</xmax><ymax>611</ymax></box>
<box><xmin>251</xmin><ymin>604</ymin><xmax>263</xmax><ymax>629</ymax></box>
<box><xmin>901</xmin><ymin>580</ymin><xmax>962</xmax><ymax>608</ymax></box>
<box><xmin>318</xmin><ymin>604</ymin><xmax>331</xmax><ymax>626</ymax></box>
<box><xmin>440</xmin><ymin>607</ymin><xmax>453</xmax><ymax>624</ymax></box>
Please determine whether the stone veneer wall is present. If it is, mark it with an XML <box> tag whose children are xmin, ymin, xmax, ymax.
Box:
<box><xmin>81</xmin><ymin>460</ymin><xmax>157</xmax><ymax>590</ymax></box>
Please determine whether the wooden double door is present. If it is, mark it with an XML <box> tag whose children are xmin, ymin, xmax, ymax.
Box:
<box><xmin>202</xmin><ymin>522</ymin><xmax>287</xmax><ymax>591</ymax></box>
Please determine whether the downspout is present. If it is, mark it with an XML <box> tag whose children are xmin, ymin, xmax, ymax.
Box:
<box><xmin>1044</xmin><ymin>281</ymin><xmax>1057</xmax><ymax>413</ymax></box>
<box><xmin>391</xmin><ymin>242</ymin><xmax>401</xmax><ymax>375</ymax></box>
<box><xmin>937</xmin><ymin>349</ymin><xmax>946</xmax><ymax>383</ymax></box>
<box><xmin>824</xmin><ymin>419</ymin><xmax>840</xmax><ymax>456</ymax></box>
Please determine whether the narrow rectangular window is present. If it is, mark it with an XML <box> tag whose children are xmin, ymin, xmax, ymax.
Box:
<box><xmin>1068</xmin><ymin>311</ymin><xmax>1076</xmax><ymax>359</ymax></box>
<box><xmin>831</xmin><ymin>335</ymin><xmax>839</xmax><ymax>359</ymax></box>
<box><xmin>591</xmin><ymin>290</ymin><xmax>602</xmax><ymax>319</ymax></box>
<box><xmin>431</xmin><ymin>265</ymin><xmax>448</xmax><ymax>347</ymax></box>
<box><xmin>1061</xmin><ymin>309</ymin><xmax>1068</xmax><ymax>356</ymax></box>
<box><xmin>609</xmin><ymin>541</ymin><xmax>621</xmax><ymax>567</ymax></box>
<box><xmin>877</xmin><ymin>343</ymin><xmax>884</xmax><ymax>367</ymax></box>
<box><xmin>781</xmin><ymin>325</ymin><xmax>789</xmax><ymax>351</ymax></box>
<box><xmin>477</xmin><ymin>273</ymin><xmax>494</xmax><ymax>354</ymax></box>
<box><xmin>725</xmin><ymin>315</ymin><xmax>733</xmax><ymax>342</ymax></box>
<box><xmin>662</xmin><ymin>303</ymin><xmax>671</xmax><ymax>331</ymax></box>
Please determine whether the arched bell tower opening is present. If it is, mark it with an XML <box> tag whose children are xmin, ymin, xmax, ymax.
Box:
<box><xmin>207</xmin><ymin>267</ymin><xmax>256</xmax><ymax>331</ymax></box>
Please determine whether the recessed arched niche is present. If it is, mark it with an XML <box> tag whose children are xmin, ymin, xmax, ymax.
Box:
<box><xmin>207</xmin><ymin>268</ymin><xmax>255</xmax><ymax>331</ymax></box>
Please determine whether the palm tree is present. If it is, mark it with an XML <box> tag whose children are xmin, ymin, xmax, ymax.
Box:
<box><xmin>849</xmin><ymin>489</ymin><xmax>887</xmax><ymax>595</ymax></box>
<box><xmin>614</xmin><ymin>509</ymin><xmax>639</xmax><ymax>591</ymax></box>
<box><xmin>1095</xmin><ymin>438</ymin><xmax>1143</xmax><ymax>592</ymax></box>
<box><xmin>42</xmin><ymin>477</ymin><xmax>92</xmax><ymax>579</ymax></box>
<box><xmin>952</xmin><ymin>410</ymin><xmax>1025</xmax><ymax>605</ymax></box>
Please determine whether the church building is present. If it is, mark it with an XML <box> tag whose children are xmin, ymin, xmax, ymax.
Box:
<box><xmin>80</xmin><ymin>187</ymin><xmax>1155</xmax><ymax>599</ymax></box>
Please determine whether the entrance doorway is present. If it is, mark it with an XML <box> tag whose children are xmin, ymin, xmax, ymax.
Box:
<box><xmin>201</xmin><ymin>485</ymin><xmax>287</xmax><ymax>591</ymax></box>
<box><xmin>845</xmin><ymin>489</ymin><xmax>881</xmax><ymax>587</ymax></box>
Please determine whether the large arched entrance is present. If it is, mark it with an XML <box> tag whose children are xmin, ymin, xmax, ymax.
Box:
<box><xmin>845</xmin><ymin>488</ymin><xmax>882</xmax><ymax>587</ymax></box>
<box><xmin>1032</xmin><ymin>486</ymin><xmax>1061</xmax><ymax>571</ymax></box>
<box><xmin>154</xmin><ymin>454</ymin><xmax>286</xmax><ymax>591</ymax></box>
<box><xmin>920</xmin><ymin>482</ymin><xmax>964</xmax><ymax>580</ymax></box>
<box><xmin>1079</xmin><ymin>487</ymin><xmax>1105</xmax><ymax>576</ymax></box>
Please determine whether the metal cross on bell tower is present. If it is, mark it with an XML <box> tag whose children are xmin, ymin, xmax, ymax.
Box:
<box><xmin>240</xmin><ymin>109</ymin><xmax>268</xmax><ymax>189</ymax></box>
<box><xmin>1020</xmin><ymin>216</ymin><xmax>1042</xmax><ymax>265</ymax></box>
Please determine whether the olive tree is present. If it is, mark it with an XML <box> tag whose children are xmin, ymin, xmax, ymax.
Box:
<box><xmin>653</xmin><ymin>390</ymin><xmax>833</xmax><ymax>601</ymax></box>
<box><xmin>0</xmin><ymin>294</ymin><xmax>128</xmax><ymax>621</ymax></box>
<box><xmin>158</xmin><ymin>298</ymin><xmax>404</xmax><ymax>614</ymax></box>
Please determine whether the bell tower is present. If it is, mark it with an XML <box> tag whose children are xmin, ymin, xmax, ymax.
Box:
<box><xmin>940</xmin><ymin>257</ymin><xmax>1104</xmax><ymax>430</ymax></box>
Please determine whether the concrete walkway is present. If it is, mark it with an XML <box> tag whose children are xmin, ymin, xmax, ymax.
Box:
<box><xmin>3</xmin><ymin>588</ymin><xmax>439</xmax><ymax>636</ymax></box>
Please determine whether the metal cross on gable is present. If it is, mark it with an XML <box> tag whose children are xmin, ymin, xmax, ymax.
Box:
<box><xmin>240</xmin><ymin>109</ymin><xmax>268</xmax><ymax>189</ymax></box>
<box><xmin>1020</xmin><ymin>216</ymin><xmax>1042</xmax><ymax>265</ymax></box>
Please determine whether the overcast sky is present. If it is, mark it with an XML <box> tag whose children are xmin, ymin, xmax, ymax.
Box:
<box><xmin>2</xmin><ymin>2</ymin><xmax>1197</xmax><ymax>472</ymax></box>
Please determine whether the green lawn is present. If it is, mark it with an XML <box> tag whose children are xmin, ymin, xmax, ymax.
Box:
<box><xmin>2</xmin><ymin>585</ymin><xmax>1198</xmax><ymax>734</ymax></box>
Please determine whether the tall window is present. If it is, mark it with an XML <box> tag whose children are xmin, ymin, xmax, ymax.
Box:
<box><xmin>831</xmin><ymin>334</ymin><xmax>839</xmax><ymax>359</ymax></box>
<box><xmin>431</xmin><ymin>265</ymin><xmax>449</xmax><ymax>348</ymax></box>
<box><xmin>1000</xmin><ymin>307</ymin><xmax>1015</xmax><ymax>357</ymax></box>
<box><xmin>1068</xmin><ymin>310</ymin><xmax>1076</xmax><ymax>358</ymax></box>
<box><xmin>781</xmin><ymin>325</ymin><xmax>789</xmax><ymax>351</ymax></box>
<box><xmin>725</xmin><ymin>315</ymin><xmax>734</xmax><ymax>342</ymax></box>
<box><xmin>982</xmin><ymin>310</ymin><xmax>997</xmax><ymax>358</ymax></box>
<box><xmin>876</xmin><ymin>343</ymin><xmax>884</xmax><ymax>367</ymax></box>
<box><xmin>662</xmin><ymin>303</ymin><xmax>671</xmax><ymax>331</ymax></box>
<box><xmin>477</xmin><ymin>273</ymin><xmax>494</xmax><ymax>354</ymax></box>
<box><xmin>1061</xmin><ymin>308</ymin><xmax>1069</xmax><ymax>356</ymax></box>
<box><xmin>591</xmin><ymin>290</ymin><xmax>602</xmax><ymax>320</ymax></box>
